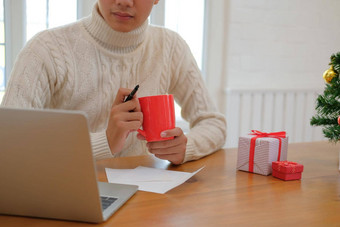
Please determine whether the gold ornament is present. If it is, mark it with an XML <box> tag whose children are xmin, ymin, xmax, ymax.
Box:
<box><xmin>323</xmin><ymin>65</ymin><xmax>337</xmax><ymax>83</ymax></box>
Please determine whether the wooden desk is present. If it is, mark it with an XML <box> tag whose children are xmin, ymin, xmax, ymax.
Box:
<box><xmin>1</xmin><ymin>141</ymin><xmax>340</xmax><ymax>226</ymax></box>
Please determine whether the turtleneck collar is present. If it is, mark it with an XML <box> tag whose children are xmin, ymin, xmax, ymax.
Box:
<box><xmin>82</xmin><ymin>3</ymin><xmax>148</xmax><ymax>53</ymax></box>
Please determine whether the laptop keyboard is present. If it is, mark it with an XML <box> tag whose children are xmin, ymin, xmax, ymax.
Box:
<box><xmin>101</xmin><ymin>196</ymin><xmax>118</xmax><ymax>211</ymax></box>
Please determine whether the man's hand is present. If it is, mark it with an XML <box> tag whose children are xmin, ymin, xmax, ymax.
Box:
<box><xmin>106</xmin><ymin>88</ymin><xmax>143</xmax><ymax>154</ymax></box>
<box><xmin>137</xmin><ymin>127</ymin><xmax>187</xmax><ymax>165</ymax></box>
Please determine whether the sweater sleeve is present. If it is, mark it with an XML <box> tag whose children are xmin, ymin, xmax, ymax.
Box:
<box><xmin>168</xmin><ymin>34</ymin><xmax>227</xmax><ymax>163</ymax></box>
<box><xmin>1</xmin><ymin>33</ymin><xmax>113</xmax><ymax>160</ymax></box>
<box><xmin>1</xmin><ymin>38</ymin><xmax>53</xmax><ymax>109</ymax></box>
<box><xmin>90</xmin><ymin>131</ymin><xmax>114</xmax><ymax>159</ymax></box>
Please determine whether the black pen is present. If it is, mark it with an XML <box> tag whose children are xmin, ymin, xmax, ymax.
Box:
<box><xmin>124</xmin><ymin>84</ymin><xmax>139</xmax><ymax>102</ymax></box>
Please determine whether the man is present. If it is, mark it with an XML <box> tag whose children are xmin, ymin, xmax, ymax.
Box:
<box><xmin>1</xmin><ymin>0</ymin><xmax>226</xmax><ymax>164</ymax></box>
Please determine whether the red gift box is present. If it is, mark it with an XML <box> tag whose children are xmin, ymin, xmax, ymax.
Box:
<box><xmin>272</xmin><ymin>161</ymin><xmax>304</xmax><ymax>181</ymax></box>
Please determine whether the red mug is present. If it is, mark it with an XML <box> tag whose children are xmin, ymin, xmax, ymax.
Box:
<box><xmin>137</xmin><ymin>94</ymin><xmax>176</xmax><ymax>142</ymax></box>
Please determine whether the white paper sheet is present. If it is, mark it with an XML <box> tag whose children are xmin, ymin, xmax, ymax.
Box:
<box><xmin>105</xmin><ymin>166</ymin><xmax>204</xmax><ymax>194</ymax></box>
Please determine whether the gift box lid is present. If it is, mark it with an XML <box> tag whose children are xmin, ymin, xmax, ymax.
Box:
<box><xmin>272</xmin><ymin>161</ymin><xmax>304</xmax><ymax>173</ymax></box>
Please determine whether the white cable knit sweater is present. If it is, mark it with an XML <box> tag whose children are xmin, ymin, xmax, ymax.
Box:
<box><xmin>1</xmin><ymin>4</ymin><xmax>226</xmax><ymax>163</ymax></box>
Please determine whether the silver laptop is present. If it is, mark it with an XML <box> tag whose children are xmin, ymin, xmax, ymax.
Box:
<box><xmin>0</xmin><ymin>107</ymin><xmax>138</xmax><ymax>223</ymax></box>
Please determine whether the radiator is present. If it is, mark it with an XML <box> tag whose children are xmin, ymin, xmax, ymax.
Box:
<box><xmin>225</xmin><ymin>88</ymin><xmax>325</xmax><ymax>148</ymax></box>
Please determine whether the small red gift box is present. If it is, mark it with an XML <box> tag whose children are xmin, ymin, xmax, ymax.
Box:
<box><xmin>272</xmin><ymin>161</ymin><xmax>304</xmax><ymax>181</ymax></box>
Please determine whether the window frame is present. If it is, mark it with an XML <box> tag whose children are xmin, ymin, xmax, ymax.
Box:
<box><xmin>0</xmin><ymin>0</ymin><xmax>5</xmax><ymax>90</ymax></box>
<box><xmin>4</xmin><ymin>0</ymin><xmax>26</xmax><ymax>88</ymax></box>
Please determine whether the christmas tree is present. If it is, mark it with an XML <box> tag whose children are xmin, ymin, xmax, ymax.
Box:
<box><xmin>310</xmin><ymin>52</ymin><xmax>340</xmax><ymax>142</ymax></box>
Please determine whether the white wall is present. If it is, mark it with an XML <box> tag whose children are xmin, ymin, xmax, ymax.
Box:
<box><xmin>224</xmin><ymin>0</ymin><xmax>340</xmax><ymax>91</ymax></box>
<box><xmin>205</xmin><ymin>0</ymin><xmax>340</xmax><ymax>111</ymax></box>
<box><xmin>203</xmin><ymin>0</ymin><xmax>340</xmax><ymax>145</ymax></box>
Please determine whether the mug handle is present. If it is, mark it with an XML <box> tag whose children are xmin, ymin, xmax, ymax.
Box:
<box><xmin>137</xmin><ymin>129</ymin><xmax>146</xmax><ymax>138</ymax></box>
